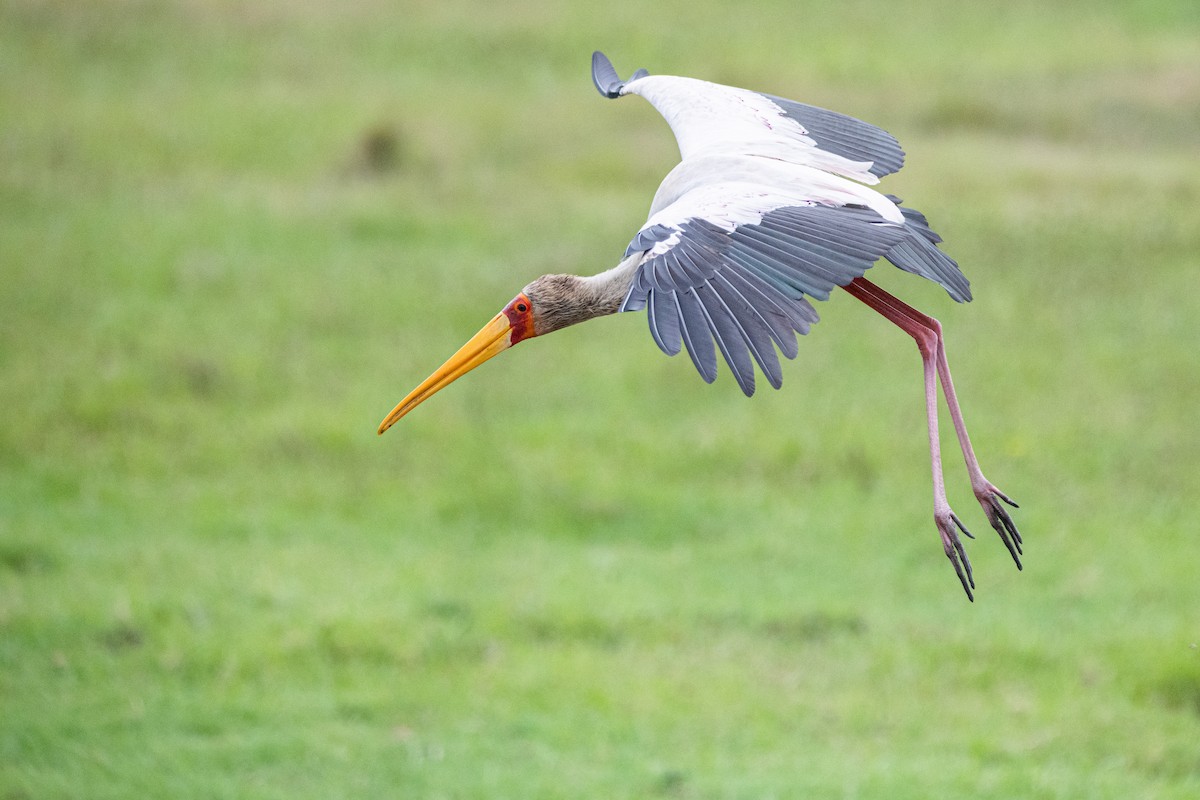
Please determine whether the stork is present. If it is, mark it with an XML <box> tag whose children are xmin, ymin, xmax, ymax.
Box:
<box><xmin>379</xmin><ymin>52</ymin><xmax>1022</xmax><ymax>600</ymax></box>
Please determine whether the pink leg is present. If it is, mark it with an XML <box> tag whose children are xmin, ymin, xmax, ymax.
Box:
<box><xmin>848</xmin><ymin>278</ymin><xmax>1023</xmax><ymax>566</ymax></box>
<box><xmin>844</xmin><ymin>277</ymin><xmax>1022</xmax><ymax>599</ymax></box>
<box><xmin>930</xmin><ymin>329</ymin><xmax>1023</xmax><ymax>566</ymax></box>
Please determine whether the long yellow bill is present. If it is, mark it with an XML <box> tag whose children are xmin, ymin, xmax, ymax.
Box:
<box><xmin>378</xmin><ymin>312</ymin><xmax>514</xmax><ymax>434</ymax></box>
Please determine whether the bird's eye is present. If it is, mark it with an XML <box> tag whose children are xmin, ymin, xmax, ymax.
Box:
<box><xmin>516</xmin><ymin>302</ymin><xmax>529</xmax><ymax>314</ymax></box>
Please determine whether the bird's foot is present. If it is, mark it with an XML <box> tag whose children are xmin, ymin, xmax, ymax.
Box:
<box><xmin>936</xmin><ymin>508</ymin><xmax>976</xmax><ymax>602</ymax></box>
<box><xmin>975</xmin><ymin>481</ymin><xmax>1022</xmax><ymax>570</ymax></box>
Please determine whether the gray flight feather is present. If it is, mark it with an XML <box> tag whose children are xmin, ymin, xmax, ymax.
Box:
<box><xmin>707</xmin><ymin>274</ymin><xmax>784</xmax><ymax>390</ymax></box>
<box><xmin>621</xmin><ymin>205</ymin><xmax>909</xmax><ymax>394</ymax></box>
<box><xmin>647</xmin><ymin>288</ymin><xmax>682</xmax><ymax>355</ymax></box>
<box><xmin>624</xmin><ymin>223</ymin><xmax>674</xmax><ymax>257</ymax></box>
<box><xmin>676</xmin><ymin>289</ymin><xmax>717</xmax><ymax>383</ymax></box>
<box><xmin>880</xmin><ymin>195</ymin><xmax>972</xmax><ymax>302</ymax></box>
<box><xmin>697</xmin><ymin>282</ymin><xmax>758</xmax><ymax>395</ymax></box>
<box><xmin>592</xmin><ymin>51</ymin><xmax>649</xmax><ymax>99</ymax></box>
<box><xmin>763</xmin><ymin>94</ymin><xmax>906</xmax><ymax>178</ymax></box>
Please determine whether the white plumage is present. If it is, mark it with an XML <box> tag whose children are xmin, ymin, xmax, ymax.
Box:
<box><xmin>628</xmin><ymin>74</ymin><xmax>886</xmax><ymax>184</ymax></box>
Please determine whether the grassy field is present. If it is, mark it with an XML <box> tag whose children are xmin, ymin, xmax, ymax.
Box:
<box><xmin>2</xmin><ymin>0</ymin><xmax>1199</xmax><ymax>797</ymax></box>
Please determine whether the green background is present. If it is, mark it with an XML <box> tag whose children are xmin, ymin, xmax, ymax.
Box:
<box><xmin>2</xmin><ymin>1</ymin><xmax>1198</xmax><ymax>797</ymax></box>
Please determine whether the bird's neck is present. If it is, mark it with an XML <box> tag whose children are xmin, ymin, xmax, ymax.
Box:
<box><xmin>578</xmin><ymin>252</ymin><xmax>642</xmax><ymax>316</ymax></box>
<box><xmin>528</xmin><ymin>254</ymin><xmax>641</xmax><ymax>337</ymax></box>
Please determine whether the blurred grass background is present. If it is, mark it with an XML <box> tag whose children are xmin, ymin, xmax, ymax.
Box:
<box><xmin>2</xmin><ymin>0</ymin><xmax>1199</xmax><ymax>797</ymax></box>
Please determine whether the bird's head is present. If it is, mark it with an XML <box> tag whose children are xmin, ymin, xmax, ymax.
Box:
<box><xmin>377</xmin><ymin>274</ymin><xmax>613</xmax><ymax>434</ymax></box>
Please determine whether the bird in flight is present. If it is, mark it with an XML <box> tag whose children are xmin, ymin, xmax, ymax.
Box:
<box><xmin>379</xmin><ymin>51</ymin><xmax>1022</xmax><ymax>600</ymax></box>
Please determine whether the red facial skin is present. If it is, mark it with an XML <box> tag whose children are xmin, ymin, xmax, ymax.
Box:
<box><xmin>502</xmin><ymin>293</ymin><xmax>536</xmax><ymax>345</ymax></box>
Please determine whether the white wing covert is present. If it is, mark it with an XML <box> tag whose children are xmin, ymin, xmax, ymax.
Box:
<box><xmin>591</xmin><ymin>51</ymin><xmax>904</xmax><ymax>182</ymax></box>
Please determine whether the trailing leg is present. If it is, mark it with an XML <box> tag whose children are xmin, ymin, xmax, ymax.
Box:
<box><xmin>843</xmin><ymin>278</ymin><xmax>975</xmax><ymax>599</ymax></box>
<box><xmin>844</xmin><ymin>275</ymin><xmax>1022</xmax><ymax>594</ymax></box>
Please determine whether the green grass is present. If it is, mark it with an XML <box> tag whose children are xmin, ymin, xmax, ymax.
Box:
<box><xmin>3</xmin><ymin>0</ymin><xmax>1199</xmax><ymax>797</ymax></box>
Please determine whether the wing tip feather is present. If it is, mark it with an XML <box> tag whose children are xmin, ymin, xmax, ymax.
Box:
<box><xmin>591</xmin><ymin>51</ymin><xmax>648</xmax><ymax>99</ymax></box>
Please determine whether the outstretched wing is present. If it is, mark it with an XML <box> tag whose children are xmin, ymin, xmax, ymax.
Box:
<box><xmin>619</xmin><ymin>184</ymin><xmax>909</xmax><ymax>396</ymax></box>
<box><xmin>596</xmin><ymin>52</ymin><xmax>970</xmax><ymax>391</ymax></box>
<box><xmin>591</xmin><ymin>51</ymin><xmax>905</xmax><ymax>183</ymax></box>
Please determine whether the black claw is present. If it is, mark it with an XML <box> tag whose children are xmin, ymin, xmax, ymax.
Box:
<box><xmin>951</xmin><ymin>512</ymin><xmax>976</xmax><ymax>540</ymax></box>
<box><xmin>978</xmin><ymin>487</ymin><xmax>1024</xmax><ymax>571</ymax></box>
<box><xmin>995</xmin><ymin>489</ymin><xmax>1020</xmax><ymax>509</ymax></box>
<box><xmin>996</xmin><ymin>501</ymin><xmax>1023</xmax><ymax>549</ymax></box>
<box><xmin>1007</xmin><ymin>517</ymin><xmax>1023</xmax><ymax>553</ymax></box>
<box><xmin>949</xmin><ymin>551</ymin><xmax>975</xmax><ymax>602</ymax></box>
<box><xmin>1006</xmin><ymin>543</ymin><xmax>1023</xmax><ymax>570</ymax></box>
<box><xmin>953</xmin><ymin>533</ymin><xmax>975</xmax><ymax>590</ymax></box>
<box><xmin>943</xmin><ymin>521</ymin><xmax>975</xmax><ymax>601</ymax></box>
<box><xmin>988</xmin><ymin>501</ymin><xmax>1024</xmax><ymax>570</ymax></box>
